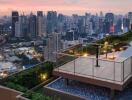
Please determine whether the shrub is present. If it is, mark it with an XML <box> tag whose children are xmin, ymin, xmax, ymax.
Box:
<box><xmin>3</xmin><ymin>62</ymin><xmax>54</xmax><ymax>90</ymax></box>
<box><xmin>5</xmin><ymin>82</ymin><xmax>28</xmax><ymax>92</ymax></box>
<box><xmin>24</xmin><ymin>91</ymin><xmax>51</xmax><ymax>100</ymax></box>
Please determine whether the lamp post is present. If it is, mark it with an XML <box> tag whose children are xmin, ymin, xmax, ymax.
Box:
<box><xmin>96</xmin><ymin>45</ymin><xmax>100</xmax><ymax>67</ymax></box>
<box><xmin>93</xmin><ymin>44</ymin><xmax>100</xmax><ymax>67</ymax></box>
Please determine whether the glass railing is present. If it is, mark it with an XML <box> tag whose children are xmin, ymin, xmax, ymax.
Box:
<box><xmin>55</xmin><ymin>53</ymin><xmax>132</xmax><ymax>83</ymax></box>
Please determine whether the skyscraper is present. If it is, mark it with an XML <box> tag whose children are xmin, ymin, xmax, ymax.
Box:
<box><xmin>123</xmin><ymin>18</ymin><xmax>130</xmax><ymax>30</ymax></box>
<box><xmin>57</xmin><ymin>14</ymin><xmax>65</xmax><ymax>33</ymax></box>
<box><xmin>29</xmin><ymin>13</ymin><xmax>37</xmax><ymax>38</ymax></box>
<box><xmin>115</xmin><ymin>18</ymin><xmax>122</xmax><ymax>33</ymax></box>
<box><xmin>0</xmin><ymin>24</ymin><xmax>3</xmax><ymax>35</ymax></box>
<box><xmin>84</xmin><ymin>13</ymin><xmax>93</xmax><ymax>35</ymax></box>
<box><xmin>11</xmin><ymin>11</ymin><xmax>19</xmax><ymax>37</ymax></box>
<box><xmin>105</xmin><ymin>13</ymin><xmax>114</xmax><ymax>33</ymax></box>
<box><xmin>20</xmin><ymin>15</ymin><xmax>29</xmax><ymax>38</ymax></box>
<box><xmin>15</xmin><ymin>20</ymin><xmax>21</xmax><ymax>37</ymax></box>
<box><xmin>128</xmin><ymin>12</ymin><xmax>132</xmax><ymax>30</ymax></box>
<box><xmin>15</xmin><ymin>15</ymin><xmax>28</xmax><ymax>38</ymax></box>
<box><xmin>47</xmin><ymin>11</ymin><xmax>57</xmax><ymax>34</ymax></box>
<box><xmin>37</xmin><ymin>11</ymin><xmax>46</xmax><ymax>37</ymax></box>
<box><xmin>44</xmin><ymin>32</ymin><xmax>62</xmax><ymax>62</ymax></box>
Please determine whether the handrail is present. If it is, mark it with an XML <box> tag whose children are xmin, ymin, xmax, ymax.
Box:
<box><xmin>55</xmin><ymin>50</ymin><xmax>132</xmax><ymax>64</ymax></box>
<box><xmin>55</xmin><ymin>53</ymin><xmax>132</xmax><ymax>83</ymax></box>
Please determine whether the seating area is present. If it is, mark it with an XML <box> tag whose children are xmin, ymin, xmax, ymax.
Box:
<box><xmin>47</xmin><ymin>78</ymin><xmax>132</xmax><ymax>100</ymax></box>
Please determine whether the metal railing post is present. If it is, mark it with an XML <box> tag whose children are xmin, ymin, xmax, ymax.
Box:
<box><xmin>74</xmin><ymin>59</ymin><xmax>75</xmax><ymax>75</ymax></box>
<box><xmin>113</xmin><ymin>62</ymin><xmax>115</xmax><ymax>82</ymax></box>
<box><xmin>131</xmin><ymin>56</ymin><xmax>132</xmax><ymax>75</ymax></box>
<box><xmin>92</xmin><ymin>58</ymin><xmax>94</xmax><ymax>77</ymax></box>
<box><xmin>56</xmin><ymin>52</ymin><xmax>59</xmax><ymax>72</ymax></box>
<box><xmin>122</xmin><ymin>61</ymin><xmax>125</xmax><ymax>82</ymax></box>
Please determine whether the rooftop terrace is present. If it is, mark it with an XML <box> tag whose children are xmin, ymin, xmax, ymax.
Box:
<box><xmin>53</xmin><ymin>38</ymin><xmax>132</xmax><ymax>91</ymax></box>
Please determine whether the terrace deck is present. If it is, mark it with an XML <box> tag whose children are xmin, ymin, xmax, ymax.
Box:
<box><xmin>53</xmin><ymin>56</ymin><xmax>132</xmax><ymax>91</ymax></box>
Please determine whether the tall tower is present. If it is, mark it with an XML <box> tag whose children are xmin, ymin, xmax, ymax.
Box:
<box><xmin>0</xmin><ymin>24</ymin><xmax>4</xmax><ymax>35</ymax></box>
<box><xmin>44</xmin><ymin>33</ymin><xmax>62</xmax><ymax>62</ymax></box>
<box><xmin>37</xmin><ymin>11</ymin><xmax>47</xmax><ymax>37</ymax></box>
<box><xmin>29</xmin><ymin>13</ymin><xmax>37</xmax><ymax>38</ymax></box>
<box><xmin>105</xmin><ymin>13</ymin><xmax>114</xmax><ymax>33</ymax></box>
<box><xmin>47</xmin><ymin>11</ymin><xmax>57</xmax><ymax>34</ymax></box>
<box><xmin>15</xmin><ymin>21</ymin><xmax>21</xmax><ymax>37</ymax></box>
<box><xmin>11</xmin><ymin>11</ymin><xmax>19</xmax><ymax>37</ymax></box>
<box><xmin>128</xmin><ymin>12</ymin><xmax>132</xmax><ymax>30</ymax></box>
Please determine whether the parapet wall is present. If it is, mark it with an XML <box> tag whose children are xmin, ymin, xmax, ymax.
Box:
<box><xmin>0</xmin><ymin>86</ymin><xmax>22</xmax><ymax>100</ymax></box>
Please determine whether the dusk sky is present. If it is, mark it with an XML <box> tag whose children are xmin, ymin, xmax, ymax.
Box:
<box><xmin>0</xmin><ymin>0</ymin><xmax>132</xmax><ymax>16</ymax></box>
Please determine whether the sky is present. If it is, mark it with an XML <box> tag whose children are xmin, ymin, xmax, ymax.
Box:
<box><xmin>0</xmin><ymin>0</ymin><xmax>132</xmax><ymax>16</ymax></box>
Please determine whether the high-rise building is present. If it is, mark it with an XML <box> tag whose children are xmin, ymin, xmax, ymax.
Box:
<box><xmin>115</xmin><ymin>18</ymin><xmax>122</xmax><ymax>33</ymax></box>
<box><xmin>37</xmin><ymin>11</ymin><xmax>47</xmax><ymax>37</ymax></box>
<box><xmin>99</xmin><ymin>17</ymin><xmax>105</xmax><ymax>34</ymax></box>
<box><xmin>57</xmin><ymin>14</ymin><xmax>65</xmax><ymax>33</ymax></box>
<box><xmin>11</xmin><ymin>11</ymin><xmax>19</xmax><ymax>37</ymax></box>
<box><xmin>44</xmin><ymin>33</ymin><xmax>62</xmax><ymax>62</ymax></box>
<box><xmin>123</xmin><ymin>18</ymin><xmax>130</xmax><ymax>32</ymax></box>
<box><xmin>92</xmin><ymin>15</ymin><xmax>99</xmax><ymax>34</ymax></box>
<box><xmin>84</xmin><ymin>13</ymin><xmax>93</xmax><ymax>34</ymax></box>
<box><xmin>37</xmin><ymin>11</ymin><xmax>43</xmax><ymax>17</ymax></box>
<box><xmin>78</xmin><ymin>16</ymin><xmax>85</xmax><ymax>34</ymax></box>
<box><xmin>100</xmin><ymin>11</ymin><xmax>104</xmax><ymax>18</ymax></box>
<box><xmin>0</xmin><ymin>24</ymin><xmax>3</xmax><ymax>35</ymax></box>
<box><xmin>128</xmin><ymin>12</ymin><xmax>132</xmax><ymax>29</ymax></box>
<box><xmin>15</xmin><ymin>20</ymin><xmax>20</xmax><ymax>37</ymax></box>
<box><xmin>15</xmin><ymin>14</ymin><xmax>29</xmax><ymax>38</ymax></box>
<box><xmin>47</xmin><ymin>11</ymin><xmax>57</xmax><ymax>34</ymax></box>
<box><xmin>105</xmin><ymin>13</ymin><xmax>114</xmax><ymax>33</ymax></box>
<box><xmin>29</xmin><ymin>13</ymin><xmax>37</xmax><ymax>38</ymax></box>
<box><xmin>21</xmin><ymin>15</ymin><xmax>29</xmax><ymax>38</ymax></box>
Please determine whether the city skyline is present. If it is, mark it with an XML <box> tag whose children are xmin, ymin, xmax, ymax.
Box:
<box><xmin>0</xmin><ymin>0</ymin><xmax>132</xmax><ymax>16</ymax></box>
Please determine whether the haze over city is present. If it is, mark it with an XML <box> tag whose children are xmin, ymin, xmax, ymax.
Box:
<box><xmin>0</xmin><ymin>0</ymin><xmax>132</xmax><ymax>100</ymax></box>
<box><xmin>0</xmin><ymin>0</ymin><xmax>132</xmax><ymax>16</ymax></box>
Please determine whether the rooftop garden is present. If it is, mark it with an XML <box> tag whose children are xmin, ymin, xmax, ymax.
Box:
<box><xmin>65</xmin><ymin>31</ymin><xmax>132</xmax><ymax>56</ymax></box>
<box><xmin>0</xmin><ymin>61</ymin><xmax>54</xmax><ymax>100</ymax></box>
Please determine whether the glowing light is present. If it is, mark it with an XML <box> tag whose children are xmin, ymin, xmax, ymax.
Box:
<box><xmin>83</xmin><ymin>53</ymin><xmax>88</xmax><ymax>57</ymax></box>
<box><xmin>104</xmin><ymin>41</ymin><xmax>108</xmax><ymax>46</ymax></box>
<box><xmin>106</xmin><ymin>34</ymin><xmax>109</xmax><ymax>37</ymax></box>
<box><xmin>69</xmin><ymin>50</ymin><xmax>73</xmax><ymax>53</ymax></box>
<box><xmin>120</xmin><ymin>47</ymin><xmax>123</xmax><ymax>51</ymax></box>
<box><xmin>0</xmin><ymin>72</ymin><xmax>8</xmax><ymax>78</ymax></box>
<box><xmin>40</xmin><ymin>74</ymin><xmax>47</xmax><ymax>80</ymax></box>
<box><xmin>103</xmin><ymin>50</ymin><xmax>106</xmax><ymax>53</ymax></box>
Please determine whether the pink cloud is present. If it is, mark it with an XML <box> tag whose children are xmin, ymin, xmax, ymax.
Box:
<box><xmin>0</xmin><ymin>0</ymin><xmax>131</xmax><ymax>15</ymax></box>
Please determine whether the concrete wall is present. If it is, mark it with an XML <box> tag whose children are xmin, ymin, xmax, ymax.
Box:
<box><xmin>43</xmin><ymin>86</ymin><xmax>86</xmax><ymax>100</ymax></box>
<box><xmin>0</xmin><ymin>86</ymin><xmax>22</xmax><ymax>100</ymax></box>
<box><xmin>16</xmin><ymin>96</ymin><xmax>30</xmax><ymax>100</ymax></box>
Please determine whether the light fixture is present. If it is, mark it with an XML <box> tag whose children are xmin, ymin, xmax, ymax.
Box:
<box><xmin>120</xmin><ymin>47</ymin><xmax>123</xmax><ymax>51</ymax></box>
<box><xmin>83</xmin><ymin>53</ymin><xmax>88</xmax><ymax>57</ymax></box>
<box><xmin>40</xmin><ymin>73</ymin><xmax>47</xmax><ymax>80</ymax></box>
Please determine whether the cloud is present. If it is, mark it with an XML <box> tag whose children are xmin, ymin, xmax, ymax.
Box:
<box><xmin>64</xmin><ymin>0</ymin><xmax>80</xmax><ymax>4</ymax></box>
<box><xmin>0</xmin><ymin>0</ymin><xmax>132</xmax><ymax>16</ymax></box>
